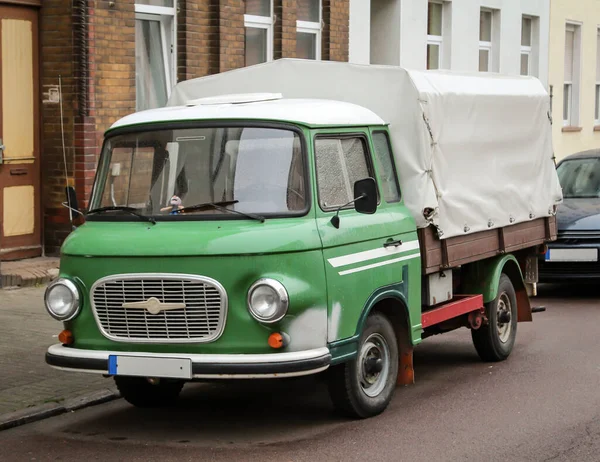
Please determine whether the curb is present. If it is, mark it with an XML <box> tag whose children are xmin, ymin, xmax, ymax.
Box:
<box><xmin>0</xmin><ymin>389</ymin><xmax>120</xmax><ymax>432</ymax></box>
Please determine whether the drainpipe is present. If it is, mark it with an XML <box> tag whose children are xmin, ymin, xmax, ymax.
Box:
<box><xmin>74</xmin><ymin>0</ymin><xmax>89</xmax><ymax>117</ymax></box>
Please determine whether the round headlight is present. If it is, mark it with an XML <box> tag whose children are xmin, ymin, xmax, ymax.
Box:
<box><xmin>45</xmin><ymin>278</ymin><xmax>80</xmax><ymax>321</ymax></box>
<box><xmin>247</xmin><ymin>278</ymin><xmax>288</xmax><ymax>323</ymax></box>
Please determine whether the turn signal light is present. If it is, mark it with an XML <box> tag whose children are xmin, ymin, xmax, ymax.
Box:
<box><xmin>268</xmin><ymin>332</ymin><xmax>290</xmax><ymax>349</ymax></box>
<box><xmin>58</xmin><ymin>330</ymin><xmax>74</xmax><ymax>345</ymax></box>
<box><xmin>268</xmin><ymin>332</ymin><xmax>284</xmax><ymax>349</ymax></box>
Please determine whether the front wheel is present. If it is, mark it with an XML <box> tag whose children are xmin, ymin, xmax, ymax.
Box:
<box><xmin>327</xmin><ymin>313</ymin><xmax>398</xmax><ymax>418</ymax></box>
<box><xmin>114</xmin><ymin>376</ymin><xmax>184</xmax><ymax>408</ymax></box>
<box><xmin>471</xmin><ymin>274</ymin><xmax>518</xmax><ymax>362</ymax></box>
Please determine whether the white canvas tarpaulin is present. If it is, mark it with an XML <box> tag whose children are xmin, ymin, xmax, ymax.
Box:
<box><xmin>167</xmin><ymin>59</ymin><xmax>563</xmax><ymax>239</ymax></box>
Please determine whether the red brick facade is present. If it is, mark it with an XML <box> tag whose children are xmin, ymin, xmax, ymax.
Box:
<box><xmin>40</xmin><ymin>0</ymin><xmax>349</xmax><ymax>254</ymax></box>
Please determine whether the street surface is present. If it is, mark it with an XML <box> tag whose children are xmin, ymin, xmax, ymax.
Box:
<box><xmin>0</xmin><ymin>283</ymin><xmax>598</xmax><ymax>461</ymax></box>
<box><xmin>0</xmin><ymin>288</ymin><xmax>116</xmax><ymax>415</ymax></box>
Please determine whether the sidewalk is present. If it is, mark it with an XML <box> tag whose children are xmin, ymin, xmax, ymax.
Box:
<box><xmin>0</xmin><ymin>287</ymin><xmax>118</xmax><ymax>427</ymax></box>
<box><xmin>1</xmin><ymin>257</ymin><xmax>60</xmax><ymax>289</ymax></box>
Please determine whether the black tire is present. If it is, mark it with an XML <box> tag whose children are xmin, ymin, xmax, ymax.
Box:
<box><xmin>327</xmin><ymin>313</ymin><xmax>398</xmax><ymax>419</ymax></box>
<box><xmin>114</xmin><ymin>376</ymin><xmax>184</xmax><ymax>408</ymax></box>
<box><xmin>471</xmin><ymin>274</ymin><xmax>518</xmax><ymax>362</ymax></box>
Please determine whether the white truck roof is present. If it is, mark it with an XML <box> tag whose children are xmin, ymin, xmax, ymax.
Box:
<box><xmin>165</xmin><ymin>59</ymin><xmax>562</xmax><ymax>239</ymax></box>
<box><xmin>109</xmin><ymin>96</ymin><xmax>386</xmax><ymax>130</ymax></box>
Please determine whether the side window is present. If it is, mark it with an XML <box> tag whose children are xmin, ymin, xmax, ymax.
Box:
<box><xmin>315</xmin><ymin>136</ymin><xmax>371</xmax><ymax>210</ymax></box>
<box><xmin>372</xmin><ymin>132</ymin><xmax>401</xmax><ymax>203</ymax></box>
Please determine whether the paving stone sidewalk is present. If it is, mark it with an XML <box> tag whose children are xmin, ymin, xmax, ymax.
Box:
<box><xmin>0</xmin><ymin>287</ymin><xmax>117</xmax><ymax>417</ymax></box>
<box><xmin>0</xmin><ymin>257</ymin><xmax>60</xmax><ymax>289</ymax></box>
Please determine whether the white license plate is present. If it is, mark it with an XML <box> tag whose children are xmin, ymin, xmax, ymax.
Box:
<box><xmin>545</xmin><ymin>248</ymin><xmax>598</xmax><ymax>262</ymax></box>
<box><xmin>108</xmin><ymin>355</ymin><xmax>192</xmax><ymax>379</ymax></box>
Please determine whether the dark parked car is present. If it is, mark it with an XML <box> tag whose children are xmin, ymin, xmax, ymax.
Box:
<box><xmin>539</xmin><ymin>149</ymin><xmax>600</xmax><ymax>281</ymax></box>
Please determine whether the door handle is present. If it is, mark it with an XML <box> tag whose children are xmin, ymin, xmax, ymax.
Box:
<box><xmin>383</xmin><ymin>239</ymin><xmax>403</xmax><ymax>248</ymax></box>
<box><xmin>0</xmin><ymin>138</ymin><xmax>4</xmax><ymax>165</ymax></box>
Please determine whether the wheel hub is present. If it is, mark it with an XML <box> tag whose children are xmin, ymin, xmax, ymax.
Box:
<box><xmin>358</xmin><ymin>333</ymin><xmax>390</xmax><ymax>397</ymax></box>
<box><xmin>496</xmin><ymin>293</ymin><xmax>513</xmax><ymax>344</ymax></box>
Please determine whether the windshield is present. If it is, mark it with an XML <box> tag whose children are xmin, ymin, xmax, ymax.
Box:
<box><xmin>89</xmin><ymin>126</ymin><xmax>307</xmax><ymax>219</ymax></box>
<box><xmin>557</xmin><ymin>158</ymin><xmax>600</xmax><ymax>198</ymax></box>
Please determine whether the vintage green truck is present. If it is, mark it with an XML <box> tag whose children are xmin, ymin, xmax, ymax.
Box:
<box><xmin>45</xmin><ymin>60</ymin><xmax>562</xmax><ymax>418</ymax></box>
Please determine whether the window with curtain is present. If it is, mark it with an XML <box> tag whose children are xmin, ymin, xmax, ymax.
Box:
<box><xmin>245</xmin><ymin>0</ymin><xmax>273</xmax><ymax>66</ymax></box>
<box><xmin>427</xmin><ymin>2</ymin><xmax>443</xmax><ymax>70</ymax></box>
<box><xmin>296</xmin><ymin>0</ymin><xmax>321</xmax><ymax>60</ymax></box>
<box><xmin>135</xmin><ymin>0</ymin><xmax>176</xmax><ymax>111</ymax></box>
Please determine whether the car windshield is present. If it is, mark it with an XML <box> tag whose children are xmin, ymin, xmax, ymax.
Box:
<box><xmin>89</xmin><ymin>126</ymin><xmax>307</xmax><ymax>219</ymax></box>
<box><xmin>557</xmin><ymin>157</ymin><xmax>600</xmax><ymax>198</ymax></box>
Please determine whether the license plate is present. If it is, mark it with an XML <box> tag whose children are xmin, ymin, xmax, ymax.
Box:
<box><xmin>108</xmin><ymin>355</ymin><xmax>192</xmax><ymax>379</ymax></box>
<box><xmin>545</xmin><ymin>248</ymin><xmax>598</xmax><ymax>262</ymax></box>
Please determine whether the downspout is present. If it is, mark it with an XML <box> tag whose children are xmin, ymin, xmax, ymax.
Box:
<box><xmin>74</xmin><ymin>0</ymin><xmax>89</xmax><ymax>117</ymax></box>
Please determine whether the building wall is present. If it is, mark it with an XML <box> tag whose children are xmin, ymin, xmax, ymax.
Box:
<box><xmin>349</xmin><ymin>0</ymin><xmax>550</xmax><ymax>87</ymax></box>
<box><xmin>40</xmin><ymin>0</ymin><xmax>350</xmax><ymax>254</ymax></box>
<box><xmin>549</xmin><ymin>0</ymin><xmax>600</xmax><ymax>162</ymax></box>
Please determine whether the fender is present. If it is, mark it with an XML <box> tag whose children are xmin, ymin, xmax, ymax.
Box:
<box><xmin>328</xmin><ymin>266</ymin><xmax>419</xmax><ymax>365</ymax></box>
<box><xmin>461</xmin><ymin>254</ymin><xmax>532</xmax><ymax>322</ymax></box>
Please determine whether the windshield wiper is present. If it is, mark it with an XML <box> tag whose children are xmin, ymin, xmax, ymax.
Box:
<box><xmin>86</xmin><ymin>206</ymin><xmax>156</xmax><ymax>225</ymax></box>
<box><xmin>176</xmin><ymin>200</ymin><xmax>265</xmax><ymax>223</ymax></box>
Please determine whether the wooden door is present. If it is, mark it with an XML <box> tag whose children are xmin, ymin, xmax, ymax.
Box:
<box><xmin>0</xmin><ymin>5</ymin><xmax>40</xmax><ymax>261</ymax></box>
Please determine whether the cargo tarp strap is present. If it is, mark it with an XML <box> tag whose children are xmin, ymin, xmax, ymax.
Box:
<box><xmin>418</xmin><ymin>99</ymin><xmax>443</xmax><ymax>237</ymax></box>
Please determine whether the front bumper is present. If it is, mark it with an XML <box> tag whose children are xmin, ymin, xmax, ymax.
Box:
<box><xmin>539</xmin><ymin>244</ymin><xmax>600</xmax><ymax>281</ymax></box>
<box><xmin>46</xmin><ymin>344</ymin><xmax>331</xmax><ymax>379</ymax></box>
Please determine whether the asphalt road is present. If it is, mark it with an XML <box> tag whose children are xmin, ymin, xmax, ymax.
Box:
<box><xmin>0</xmin><ymin>283</ymin><xmax>598</xmax><ymax>462</ymax></box>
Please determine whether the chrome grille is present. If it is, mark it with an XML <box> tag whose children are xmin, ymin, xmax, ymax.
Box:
<box><xmin>91</xmin><ymin>274</ymin><xmax>227</xmax><ymax>343</ymax></box>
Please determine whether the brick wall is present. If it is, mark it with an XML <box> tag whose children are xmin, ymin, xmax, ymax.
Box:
<box><xmin>40</xmin><ymin>0</ymin><xmax>349</xmax><ymax>254</ymax></box>
<box><xmin>40</xmin><ymin>0</ymin><xmax>76</xmax><ymax>252</ymax></box>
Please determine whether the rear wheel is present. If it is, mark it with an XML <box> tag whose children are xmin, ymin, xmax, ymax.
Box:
<box><xmin>471</xmin><ymin>274</ymin><xmax>518</xmax><ymax>362</ymax></box>
<box><xmin>114</xmin><ymin>376</ymin><xmax>184</xmax><ymax>408</ymax></box>
<box><xmin>327</xmin><ymin>313</ymin><xmax>398</xmax><ymax>418</ymax></box>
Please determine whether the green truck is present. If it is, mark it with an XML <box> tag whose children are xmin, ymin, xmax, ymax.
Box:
<box><xmin>45</xmin><ymin>61</ymin><xmax>562</xmax><ymax>418</ymax></box>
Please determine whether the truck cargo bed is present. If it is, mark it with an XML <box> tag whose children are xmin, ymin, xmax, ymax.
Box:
<box><xmin>419</xmin><ymin>216</ymin><xmax>557</xmax><ymax>274</ymax></box>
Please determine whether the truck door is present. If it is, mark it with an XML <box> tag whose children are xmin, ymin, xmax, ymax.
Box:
<box><xmin>313</xmin><ymin>129</ymin><xmax>418</xmax><ymax>345</ymax></box>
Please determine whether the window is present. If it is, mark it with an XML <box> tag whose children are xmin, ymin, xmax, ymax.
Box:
<box><xmin>372</xmin><ymin>132</ymin><xmax>400</xmax><ymax>203</ymax></box>
<box><xmin>427</xmin><ymin>2</ymin><xmax>443</xmax><ymax>69</ymax></box>
<box><xmin>315</xmin><ymin>136</ymin><xmax>372</xmax><ymax>210</ymax></box>
<box><xmin>94</xmin><ymin>127</ymin><xmax>307</xmax><ymax>217</ymax></box>
<box><xmin>478</xmin><ymin>9</ymin><xmax>493</xmax><ymax>72</ymax></box>
<box><xmin>564</xmin><ymin>23</ymin><xmax>581</xmax><ymax>127</ymax></box>
<box><xmin>135</xmin><ymin>0</ymin><xmax>177</xmax><ymax>111</ymax></box>
<box><xmin>520</xmin><ymin>17</ymin><xmax>532</xmax><ymax>76</ymax></box>
<box><xmin>297</xmin><ymin>0</ymin><xmax>321</xmax><ymax>60</ymax></box>
<box><xmin>595</xmin><ymin>30</ymin><xmax>600</xmax><ymax>125</ymax></box>
<box><xmin>245</xmin><ymin>0</ymin><xmax>274</xmax><ymax>66</ymax></box>
<box><xmin>557</xmin><ymin>158</ymin><xmax>600</xmax><ymax>198</ymax></box>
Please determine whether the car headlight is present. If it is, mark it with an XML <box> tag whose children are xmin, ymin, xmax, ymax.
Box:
<box><xmin>44</xmin><ymin>278</ymin><xmax>81</xmax><ymax>321</ymax></box>
<box><xmin>247</xmin><ymin>278</ymin><xmax>289</xmax><ymax>323</ymax></box>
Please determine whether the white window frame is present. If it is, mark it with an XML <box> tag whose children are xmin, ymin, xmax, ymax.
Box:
<box><xmin>564</xmin><ymin>22</ymin><xmax>582</xmax><ymax>127</ymax></box>
<box><xmin>134</xmin><ymin>3</ymin><xmax>177</xmax><ymax>103</ymax></box>
<box><xmin>244</xmin><ymin>0</ymin><xmax>274</xmax><ymax>64</ymax></box>
<box><xmin>426</xmin><ymin>1</ymin><xmax>443</xmax><ymax>70</ymax></box>
<box><xmin>595</xmin><ymin>28</ymin><xmax>600</xmax><ymax>126</ymax></box>
<box><xmin>296</xmin><ymin>0</ymin><xmax>322</xmax><ymax>60</ymax></box>
<box><xmin>520</xmin><ymin>16</ymin><xmax>533</xmax><ymax>76</ymax></box>
<box><xmin>479</xmin><ymin>9</ymin><xmax>493</xmax><ymax>72</ymax></box>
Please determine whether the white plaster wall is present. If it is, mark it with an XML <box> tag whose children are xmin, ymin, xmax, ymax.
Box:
<box><xmin>349</xmin><ymin>0</ymin><xmax>371</xmax><ymax>64</ymax></box>
<box><xmin>371</xmin><ymin>0</ymin><xmax>401</xmax><ymax>65</ymax></box>
<box><xmin>349</xmin><ymin>0</ymin><xmax>550</xmax><ymax>87</ymax></box>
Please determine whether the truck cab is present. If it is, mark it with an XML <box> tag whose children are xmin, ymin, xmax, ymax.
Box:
<box><xmin>46</xmin><ymin>95</ymin><xmax>423</xmax><ymax>417</ymax></box>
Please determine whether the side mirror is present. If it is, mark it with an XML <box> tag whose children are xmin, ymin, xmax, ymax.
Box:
<box><xmin>354</xmin><ymin>178</ymin><xmax>377</xmax><ymax>214</ymax></box>
<box><xmin>65</xmin><ymin>186</ymin><xmax>79</xmax><ymax>212</ymax></box>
